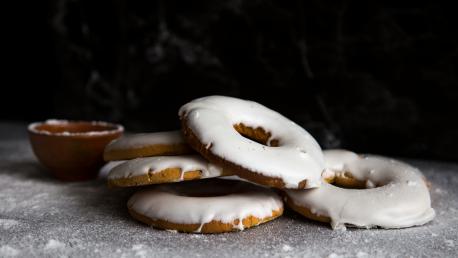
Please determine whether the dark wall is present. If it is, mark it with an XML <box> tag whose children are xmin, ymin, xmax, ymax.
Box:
<box><xmin>3</xmin><ymin>0</ymin><xmax>458</xmax><ymax>161</ymax></box>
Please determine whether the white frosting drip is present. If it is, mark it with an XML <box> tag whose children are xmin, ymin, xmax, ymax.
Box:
<box><xmin>285</xmin><ymin>149</ymin><xmax>435</xmax><ymax>229</ymax></box>
<box><xmin>105</xmin><ymin>130</ymin><xmax>185</xmax><ymax>152</ymax></box>
<box><xmin>108</xmin><ymin>155</ymin><xmax>224</xmax><ymax>181</ymax></box>
<box><xmin>127</xmin><ymin>179</ymin><xmax>283</xmax><ymax>232</ymax></box>
<box><xmin>179</xmin><ymin>96</ymin><xmax>324</xmax><ymax>189</ymax></box>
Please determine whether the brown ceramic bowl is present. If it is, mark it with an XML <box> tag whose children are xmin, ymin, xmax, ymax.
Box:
<box><xmin>28</xmin><ymin>119</ymin><xmax>124</xmax><ymax>181</ymax></box>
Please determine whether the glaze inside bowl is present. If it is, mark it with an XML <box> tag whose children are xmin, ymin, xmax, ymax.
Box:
<box><xmin>28</xmin><ymin>119</ymin><xmax>123</xmax><ymax>136</ymax></box>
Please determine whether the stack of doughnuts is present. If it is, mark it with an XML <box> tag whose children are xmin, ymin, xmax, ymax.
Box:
<box><xmin>104</xmin><ymin>96</ymin><xmax>435</xmax><ymax>233</ymax></box>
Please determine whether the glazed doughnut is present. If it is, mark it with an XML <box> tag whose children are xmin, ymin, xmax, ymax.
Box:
<box><xmin>284</xmin><ymin>149</ymin><xmax>435</xmax><ymax>230</ymax></box>
<box><xmin>127</xmin><ymin>179</ymin><xmax>283</xmax><ymax>233</ymax></box>
<box><xmin>179</xmin><ymin>96</ymin><xmax>325</xmax><ymax>190</ymax></box>
<box><xmin>104</xmin><ymin>130</ymin><xmax>192</xmax><ymax>161</ymax></box>
<box><xmin>108</xmin><ymin>155</ymin><xmax>230</xmax><ymax>187</ymax></box>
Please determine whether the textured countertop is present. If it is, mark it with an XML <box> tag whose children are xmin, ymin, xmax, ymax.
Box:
<box><xmin>0</xmin><ymin>122</ymin><xmax>457</xmax><ymax>258</ymax></box>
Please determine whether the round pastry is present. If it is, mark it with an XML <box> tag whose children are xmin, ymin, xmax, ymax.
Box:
<box><xmin>179</xmin><ymin>96</ymin><xmax>325</xmax><ymax>190</ymax></box>
<box><xmin>127</xmin><ymin>179</ymin><xmax>284</xmax><ymax>233</ymax></box>
<box><xmin>108</xmin><ymin>155</ymin><xmax>230</xmax><ymax>187</ymax></box>
<box><xmin>104</xmin><ymin>130</ymin><xmax>192</xmax><ymax>161</ymax></box>
<box><xmin>284</xmin><ymin>149</ymin><xmax>436</xmax><ymax>230</ymax></box>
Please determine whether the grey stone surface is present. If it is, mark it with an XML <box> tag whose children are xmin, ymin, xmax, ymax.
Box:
<box><xmin>0</xmin><ymin>122</ymin><xmax>457</xmax><ymax>257</ymax></box>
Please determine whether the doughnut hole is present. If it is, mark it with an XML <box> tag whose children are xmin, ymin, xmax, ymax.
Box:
<box><xmin>177</xmin><ymin>186</ymin><xmax>237</xmax><ymax>198</ymax></box>
<box><xmin>184</xmin><ymin>193</ymin><xmax>231</xmax><ymax>197</ymax></box>
<box><xmin>329</xmin><ymin>171</ymin><xmax>383</xmax><ymax>189</ymax></box>
<box><xmin>233</xmin><ymin>123</ymin><xmax>279</xmax><ymax>147</ymax></box>
<box><xmin>173</xmin><ymin>179</ymin><xmax>241</xmax><ymax>197</ymax></box>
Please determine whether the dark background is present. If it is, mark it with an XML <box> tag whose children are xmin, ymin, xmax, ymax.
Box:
<box><xmin>3</xmin><ymin>1</ymin><xmax>458</xmax><ymax>161</ymax></box>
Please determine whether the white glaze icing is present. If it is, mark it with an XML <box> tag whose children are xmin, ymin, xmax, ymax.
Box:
<box><xmin>99</xmin><ymin>160</ymin><xmax>126</xmax><ymax>179</ymax></box>
<box><xmin>285</xmin><ymin>149</ymin><xmax>436</xmax><ymax>230</ymax></box>
<box><xmin>127</xmin><ymin>179</ymin><xmax>283</xmax><ymax>232</ymax></box>
<box><xmin>104</xmin><ymin>130</ymin><xmax>186</xmax><ymax>152</ymax></box>
<box><xmin>108</xmin><ymin>155</ymin><xmax>224</xmax><ymax>181</ymax></box>
<box><xmin>178</xmin><ymin>96</ymin><xmax>325</xmax><ymax>189</ymax></box>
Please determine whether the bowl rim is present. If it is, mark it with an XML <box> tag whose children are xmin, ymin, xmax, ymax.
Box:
<box><xmin>28</xmin><ymin>119</ymin><xmax>124</xmax><ymax>137</ymax></box>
